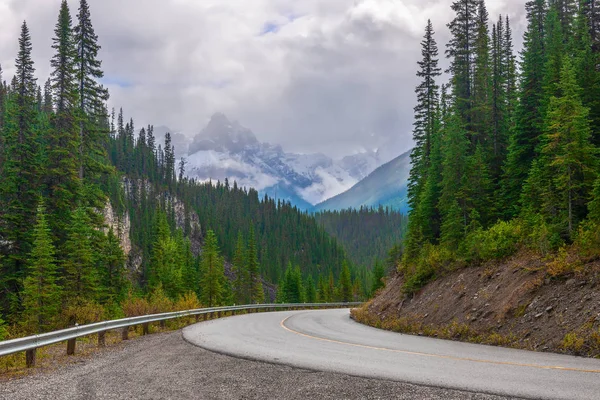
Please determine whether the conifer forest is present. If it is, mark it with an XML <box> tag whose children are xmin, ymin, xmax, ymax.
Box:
<box><xmin>403</xmin><ymin>0</ymin><xmax>600</xmax><ymax>293</ymax></box>
<box><xmin>0</xmin><ymin>0</ymin><xmax>387</xmax><ymax>338</ymax></box>
<box><xmin>3</xmin><ymin>0</ymin><xmax>600</xmax><ymax>342</ymax></box>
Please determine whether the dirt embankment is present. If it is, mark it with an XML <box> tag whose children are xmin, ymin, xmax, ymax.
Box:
<box><xmin>353</xmin><ymin>251</ymin><xmax>600</xmax><ymax>357</ymax></box>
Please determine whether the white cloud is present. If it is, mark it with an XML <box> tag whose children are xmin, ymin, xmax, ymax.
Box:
<box><xmin>0</xmin><ymin>0</ymin><xmax>527</xmax><ymax>158</ymax></box>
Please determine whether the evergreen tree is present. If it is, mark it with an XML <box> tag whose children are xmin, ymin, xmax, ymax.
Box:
<box><xmin>337</xmin><ymin>261</ymin><xmax>352</xmax><ymax>302</ymax></box>
<box><xmin>371</xmin><ymin>259</ymin><xmax>386</xmax><ymax>295</ymax></box>
<box><xmin>0</xmin><ymin>22</ymin><xmax>41</xmax><ymax>313</ymax></box>
<box><xmin>246</xmin><ymin>226</ymin><xmax>264</xmax><ymax>303</ymax></box>
<box><xmin>199</xmin><ymin>230</ymin><xmax>226</xmax><ymax>307</ymax></box>
<box><xmin>22</xmin><ymin>204</ymin><xmax>61</xmax><ymax>333</ymax></box>
<box><xmin>439</xmin><ymin>111</ymin><xmax>469</xmax><ymax>246</ymax></box>
<box><xmin>47</xmin><ymin>0</ymin><xmax>81</xmax><ymax>240</ymax></box>
<box><xmin>472</xmin><ymin>0</ymin><xmax>493</xmax><ymax>147</ymax></box>
<box><xmin>98</xmin><ymin>227</ymin><xmax>126</xmax><ymax>304</ymax></box>
<box><xmin>232</xmin><ymin>232</ymin><xmax>248</xmax><ymax>304</ymax></box>
<box><xmin>446</xmin><ymin>0</ymin><xmax>479</xmax><ymax>133</ymax></box>
<box><xmin>409</xmin><ymin>19</ymin><xmax>441</xmax><ymax>211</ymax></box>
<box><xmin>74</xmin><ymin>0</ymin><xmax>109</xmax><ymax>181</ymax></box>
<box><xmin>62</xmin><ymin>206</ymin><xmax>98</xmax><ymax>302</ymax></box>
<box><xmin>305</xmin><ymin>275</ymin><xmax>316</xmax><ymax>303</ymax></box>
<box><xmin>502</xmin><ymin>0</ymin><xmax>547</xmax><ymax>218</ymax></box>
<box><xmin>523</xmin><ymin>58</ymin><xmax>598</xmax><ymax>238</ymax></box>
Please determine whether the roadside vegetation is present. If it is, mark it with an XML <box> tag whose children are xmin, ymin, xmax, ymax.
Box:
<box><xmin>401</xmin><ymin>0</ymin><xmax>600</xmax><ymax>294</ymax></box>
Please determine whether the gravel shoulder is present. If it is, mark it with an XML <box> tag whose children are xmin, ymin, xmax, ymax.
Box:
<box><xmin>0</xmin><ymin>329</ymin><xmax>518</xmax><ymax>400</ymax></box>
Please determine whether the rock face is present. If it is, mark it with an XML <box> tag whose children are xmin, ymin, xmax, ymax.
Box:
<box><xmin>103</xmin><ymin>201</ymin><xmax>131</xmax><ymax>257</ymax></box>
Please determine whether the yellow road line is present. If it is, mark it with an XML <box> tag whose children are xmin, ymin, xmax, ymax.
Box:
<box><xmin>280</xmin><ymin>315</ymin><xmax>600</xmax><ymax>374</ymax></box>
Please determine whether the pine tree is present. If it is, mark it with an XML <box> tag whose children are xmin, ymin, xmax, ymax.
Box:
<box><xmin>553</xmin><ymin>0</ymin><xmax>579</xmax><ymax>41</ymax></box>
<box><xmin>370</xmin><ymin>259</ymin><xmax>385</xmax><ymax>295</ymax></box>
<box><xmin>446</xmin><ymin>0</ymin><xmax>479</xmax><ymax>133</ymax></box>
<box><xmin>524</xmin><ymin>58</ymin><xmax>598</xmax><ymax>237</ymax></box>
<box><xmin>199</xmin><ymin>230</ymin><xmax>226</xmax><ymax>307</ymax></box>
<box><xmin>41</xmin><ymin>78</ymin><xmax>52</xmax><ymax>114</ymax></box>
<box><xmin>502</xmin><ymin>0</ymin><xmax>547</xmax><ymax>218</ymax></box>
<box><xmin>463</xmin><ymin>144</ymin><xmax>494</xmax><ymax>227</ymax></box>
<box><xmin>574</xmin><ymin>4</ymin><xmax>600</xmax><ymax>147</ymax></box>
<box><xmin>0</xmin><ymin>22</ymin><xmax>41</xmax><ymax>312</ymax></box>
<box><xmin>439</xmin><ymin>111</ymin><xmax>469</xmax><ymax>246</ymax></box>
<box><xmin>98</xmin><ymin>227</ymin><xmax>126</xmax><ymax>304</ymax></box>
<box><xmin>409</xmin><ymin>20</ymin><xmax>441</xmax><ymax>211</ymax></box>
<box><xmin>305</xmin><ymin>275</ymin><xmax>316</xmax><ymax>303</ymax></box>
<box><xmin>22</xmin><ymin>204</ymin><xmax>62</xmax><ymax>333</ymax></box>
<box><xmin>337</xmin><ymin>261</ymin><xmax>352</xmax><ymax>302</ymax></box>
<box><xmin>47</xmin><ymin>0</ymin><xmax>81</xmax><ymax>240</ymax></box>
<box><xmin>583</xmin><ymin>0</ymin><xmax>600</xmax><ymax>52</ymax></box>
<box><xmin>232</xmin><ymin>232</ymin><xmax>248</xmax><ymax>304</ymax></box>
<box><xmin>472</xmin><ymin>0</ymin><xmax>493</xmax><ymax>147</ymax></box>
<box><xmin>62</xmin><ymin>206</ymin><xmax>98</xmax><ymax>302</ymax></box>
<box><xmin>74</xmin><ymin>0</ymin><xmax>109</xmax><ymax>181</ymax></box>
<box><xmin>246</xmin><ymin>226</ymin><xmax>264</xmax><ymax>303</ymax></box>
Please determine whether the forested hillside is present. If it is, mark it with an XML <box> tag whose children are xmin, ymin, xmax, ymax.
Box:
<box><xmin>315</xmin><ymin>207</ymin><xmax>407</xmax><ymax>268</ymax></box>
<box><xmin>401</xmin><ymin>0</ymin><xmax>600</xmax><ymax>293</ymax></box>
<box><xmin>0</xmin><ymin>0</ymin><xmax>367</xmax><ymax>338</ymax></box>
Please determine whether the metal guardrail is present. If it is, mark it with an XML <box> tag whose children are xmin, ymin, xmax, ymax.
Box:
<box><xmin>0</xmin><ymin>302</ymin><xmax>362</xmax><ymax>367</ymax></box>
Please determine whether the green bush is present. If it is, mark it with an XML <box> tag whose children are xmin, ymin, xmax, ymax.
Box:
<box><xmin>523</xmin><ymin>214</ymin><xmax>562</xmax><ymax>255</ymax></box>
<box><xmin>402</xmin><ymin>244</ymin><xmax>453</xmax><ymax>294</ymax></box>
<box><xmin>0</xmin><ymin>316</ymin><xmax>7</xmax><ymax>341</ymax></box>
<box><xmin>574</xmin><ymin>220</ymin><xmax>600</xmax><ymax>258</ymax></box>
<box><xmin>465</xmin><ymin>220</ymin><xmax>522</xmax><ymax>261</ymax></box>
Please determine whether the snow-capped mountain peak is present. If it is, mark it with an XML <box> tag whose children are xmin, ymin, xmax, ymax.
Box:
<box><xmin>185</xmin><ymin>113</ymin><xmax>399</xmax><ymax>210</ymax></box>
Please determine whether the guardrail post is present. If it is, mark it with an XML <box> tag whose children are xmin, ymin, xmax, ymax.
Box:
<box><xmin>26</xmin><ymin>348</ymin><xmax>36</xmax><ymax>368</ymax></box>
<box><xmin>142</xmin><ymin>323</ymin><xmax>149</xmax><ymax>335</ymax></box>
<box><xmin>98</xmin><ymin>331</ymin><xmax>106</xmax><ymax>347</ymax></box>
<box><xmin>122</xmin><ymin>327</ymin><xmax>129</xmax><ymax>341</ymax></box>
<box><xmin>66</xmin><ymin>338</ymin><xmax>76</xmax><ymax>355</ymax></box>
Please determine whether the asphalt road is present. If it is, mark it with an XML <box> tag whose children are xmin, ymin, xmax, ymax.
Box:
<box><xmin>183</xmin><ymin>308</ymin><xmax>600</xmax><ymax>400</ymax></box>
<box><xmin>0</xmin><ymin>328</ymin><xmax>514</xmax><ymax>400</ymax></box>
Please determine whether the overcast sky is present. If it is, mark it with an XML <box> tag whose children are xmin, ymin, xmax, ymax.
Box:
<box><xmin>0</xmin><ymin>0</ymin><xmax>526</xmax><ymax>158</ymax></box>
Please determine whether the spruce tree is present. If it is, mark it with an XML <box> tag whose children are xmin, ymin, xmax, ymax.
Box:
<box><xmin>22</xmin><ymin>204</ymin><xmax>62</xmax><ymax>333</ymax></box>
<box><xmin>446</xmin><ymin>0</ymin><xmax>479</xmax><ymax>133</ymax></box>
<box><xmin>62</xmin><ymin>206</ymin><xmax>98</xmax><ymax>302</ymax></box>
<box><xmin>545</xmin><ymin>58</ymin><xmax>597</xmax><ymax>235</ymax></box>
<box><xmin>199</xmin><ymin>230</ymin><xmax>226</xmax><ymax>307</ymax></box>
<box><xmin>305</xmin><ymin>275</ymin><xmax>316</xmax><ymax>303</ymax></box>
<box><xmin>47</xmin><ymin>0</ymin><xmax>81</xmax><ymax>240</ymax></box>
<box><xmin>0</xmin><ymin>22</ymin><xmax>41</xmax><ymax>312</ymax></box>
<box><xmin>502</xmin><ymin>0</ymin><xmax>547</xmax><ymax>218</ymax></box>
<box><xmin>472</xmin><ymin>0</ymin><xmax>493</xmax><ymax>147</ymax></box>
<box><xmin>409</xmin><ymin>19</ymin><xmax>441</xmax><ymax>210</ymax></box>
<box><xmin>232</xmin><ymin>232</ymin><xmax>248</xmax><ymax>304</ymax></box>
<box><xmin>337</xmin><ymin>261</ymin><xmax>352</xmax><ymax>302</ymax></box>
<box><xmin>98</xmin><ymin>227</ymin><xmax>126</xmax><ymax>304</ymax></box>
<box><xmin>439</xmin><ymin>111</ymin><xmax>469</xmax><ymax>246</ymax></box>
<box><xmin>370</xmin><ymin>260</ymin><xmax>386</xmax><ymax>295</ymax></box>
<box><xmin>74</xmin><ymin>0</ymin><xmax>109</xmax><ymax>181</ymax></box>
<box><xmin>246</xmin><ymin>226</ymin><xmax>264</xmax><ymax>303</ymax></box>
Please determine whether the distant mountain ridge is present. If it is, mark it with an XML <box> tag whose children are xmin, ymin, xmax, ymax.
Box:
<box><xmin>313</xmin><ymin>150</ymin><xmax>411</xmax><ymax>213</ymax></box>
<box><xmin>184</xmin><ymin>113</ymin><xmax>403</xmax><ymax>210</ymax></box>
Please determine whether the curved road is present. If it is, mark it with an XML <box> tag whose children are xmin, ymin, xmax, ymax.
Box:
<box><xmin>183</xmin><ymin>308</ymin><xmax>600</xmax><ymax>400</ymax></box>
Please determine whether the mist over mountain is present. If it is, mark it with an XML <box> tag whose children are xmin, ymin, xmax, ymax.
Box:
<box><xmin>184</xmin><ymin>113</ymin><xmax>403</xmax><ymax>210</ymax></box>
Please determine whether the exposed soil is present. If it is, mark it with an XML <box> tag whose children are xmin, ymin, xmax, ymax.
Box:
<box><xmin>355</xmin><ymin>251</ymin><xmax>600</xmax><ymax>357</ymax></box>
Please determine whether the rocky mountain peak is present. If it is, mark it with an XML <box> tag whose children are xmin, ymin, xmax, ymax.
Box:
<box><xmin>188</xmin><ymin>113</ymin><xmax>258</xmax><ymax>155</ymax></box>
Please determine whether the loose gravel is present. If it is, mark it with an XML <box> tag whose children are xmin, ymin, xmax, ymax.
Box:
<box><xmin>0</xmin><ymin>330</ymin><xmax>520</xmax><ymax>400</ymax></box>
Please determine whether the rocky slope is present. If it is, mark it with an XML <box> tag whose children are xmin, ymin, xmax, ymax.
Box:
<box><xmin>354</xmin><ymin>251</ymin><xmax>600</xmax><ymax>357</ymax></box>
